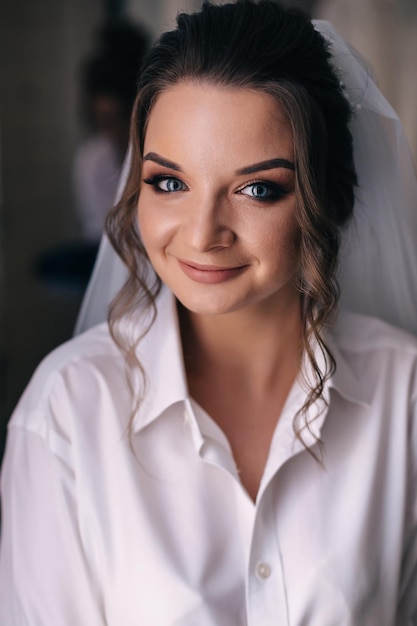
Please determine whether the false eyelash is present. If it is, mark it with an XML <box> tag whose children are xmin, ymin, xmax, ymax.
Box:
<box><xmin>237</xmin><ymin>180</ymin><xmax>289</xmax><ymax>202</ymax></box>
<box><xmin>142</xmin><ymin>174</ymin><xmax>186</xmax><ymax>194</ymax></box>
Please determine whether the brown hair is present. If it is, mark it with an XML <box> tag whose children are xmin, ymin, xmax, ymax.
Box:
<box><xmin>106</xmin><ymin>0</ymin><xmax>357</xmax><ymax>447</ymax></box>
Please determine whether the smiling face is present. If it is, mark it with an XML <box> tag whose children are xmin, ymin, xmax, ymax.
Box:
<box><xmin>138</xmin><ymin>82</ymin><xmax>300</xmax><ymax>318</ymax></box>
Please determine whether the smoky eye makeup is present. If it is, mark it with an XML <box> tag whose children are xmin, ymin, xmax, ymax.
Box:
<box><xmin>143</xmin><ymin>173</ymin><xmax>188</xmax><ymax>194</ymax></box>
<box><xmin>236</xmin><ymin>180</ymin><xmax>291</xmax><ymax>203</ymax></box>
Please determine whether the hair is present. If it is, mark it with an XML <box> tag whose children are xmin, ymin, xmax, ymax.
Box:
<box><xmin>106</xmin><ymin>0</ymin><xmax>357</xmax><ymax>450</ymax></box>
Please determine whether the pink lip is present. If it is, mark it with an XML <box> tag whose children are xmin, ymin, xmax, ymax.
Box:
<box><xmin>178</xmin><ymin>259</ymin><xmax>248</xmax><ymax>284</ymax></box>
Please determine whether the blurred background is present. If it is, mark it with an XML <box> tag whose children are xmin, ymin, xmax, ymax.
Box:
<box><xmin>1</xmin><ymin>0</ymin><xmax>416</xmax><ymax>460</ymax></box>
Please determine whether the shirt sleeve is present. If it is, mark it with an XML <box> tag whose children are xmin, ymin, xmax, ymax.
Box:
<box><xmin>0</xmin><ymin>424</ymin><xmax>105</xmax><ymax>626</ymax></box>
<box><xmin>396</xmin><ymin>394</ymin><xmax>417</xmax><ymax>625</ymax></box>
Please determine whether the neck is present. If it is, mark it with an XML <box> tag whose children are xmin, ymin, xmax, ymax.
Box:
<box><xmin>179</xmin><ymin>294</ymin><xmax>303</xmax><ymax>395</ymax></box>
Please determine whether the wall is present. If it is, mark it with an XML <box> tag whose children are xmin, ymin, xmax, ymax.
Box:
<box><xmin>0</xmin><ymin>0</ymin><xmax>102</xmax><ymax>451</ymax></box>
<box><xmin>317</xmin><ymin>0</ymin><xmax>417</xmax><ymax>162</ymax></box>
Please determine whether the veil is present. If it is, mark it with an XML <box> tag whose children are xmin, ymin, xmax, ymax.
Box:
<box><xmin>74</xmin><ymin>158</ymin><xmax>129</xmax><ymax>335</ymax></box>
<box><xmin>74</xmin><ymin>20</ymin><xmax>417</xmax><ymax>337</ymax></box>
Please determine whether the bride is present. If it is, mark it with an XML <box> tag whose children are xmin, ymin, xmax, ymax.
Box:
<box><xmin>1</xmin><ymin>2</ymin><xmax>416</xmax><ymax>624</ymax></box>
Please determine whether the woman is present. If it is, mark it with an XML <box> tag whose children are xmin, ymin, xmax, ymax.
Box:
<box><xmin>1</xmin><ymin>2</ymin><xmax>416</xmax><ymax>624</ymax></box>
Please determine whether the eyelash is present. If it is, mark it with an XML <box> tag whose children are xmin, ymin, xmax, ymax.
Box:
<box><xmin>142</xmin><ymin>174</ymin><xmax>288</xmax><ymax>203</ymax></box>
<box><xmin>143</xmin><ymin>175</ymin><xmax>186</xmax><ymax>194</ymax></box>
<box><xmin>237</xmin><ymin>180</ymin><xmax>288</xmax><ymax>203</ymax></box>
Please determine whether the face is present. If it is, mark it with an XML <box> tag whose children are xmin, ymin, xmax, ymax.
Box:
<box><xmin>138</xmin><ymin>82</ymin><xmax>299</xmax><ymax>318</ymax></box>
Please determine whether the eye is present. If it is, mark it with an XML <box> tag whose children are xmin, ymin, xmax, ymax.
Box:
<box><xmin>143</xmin><ymin>175</ymin><xmax>187</xmax><ymax>193</ymax></box>
<box><xmin>158</xmin><ymin>178</ymin><xmax>185</xmax><ymax>192</ymax></box>
<box><xmin>238</xmin><ymin>181</ymin><xmax>287</xmax><ymax>202</ymax></box>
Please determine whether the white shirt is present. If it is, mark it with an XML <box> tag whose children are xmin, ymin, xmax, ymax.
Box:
<box><xmin>1</xmin><ymin>286</ymin><xmax>417</xmax><ymax>625</ymax></box>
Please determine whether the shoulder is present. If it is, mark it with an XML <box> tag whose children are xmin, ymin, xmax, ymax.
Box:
<box><xmin>332</xmin><ymin>310</ymin><xmax>417</xmax><ymax>400</ymax></box>
<box><xmin>334</xmin><ymin>310</ymin><xmax>417</xmax><ymax>354</ymax></box>
<box><xmin>9</xmin><ymin>323</ymin><xmax>127</xmax><ymax>435</ymax></box>
<box><xmin>32</xmin><ymin>322</ymin><xmax>122</xmax><ymax>390</ymax></box>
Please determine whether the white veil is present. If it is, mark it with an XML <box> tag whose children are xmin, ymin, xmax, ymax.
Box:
<box><xmin>74</xmin><ymin>158</ymin><xmax>130</xmax><ymax>335</ymax></box>
<box><xmin>317</xmin><ymin>22</ymin><xmax>417</xmax><ymax>333</ymax></box>
<box><xmin>74</xmin><ymin>21</ymin><xmax>417</xmax><ymax>337</ymax></box>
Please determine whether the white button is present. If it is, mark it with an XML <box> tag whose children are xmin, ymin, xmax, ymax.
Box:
<box><xmin>255</xmin><ymin>562</ymin><xmax>271</xmax><ymax>579</ymax></box>
<box><xmin>183</xmin><ymin>409</ymin><xmax>193</xmax><ymax>426</ymax></box>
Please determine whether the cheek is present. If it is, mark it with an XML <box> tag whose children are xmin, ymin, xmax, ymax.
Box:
<box><xmin>281</xmin><ymin>215</ymin><xmax>300</xmax><ymax>259</ymax></box>
<box><xmin>137</xmin><ymin>199</ymin><xmax>159</xmax><ymax>261</ymax></box>
<box><xmin>137</xmin><ymin>198</ymin><xmax>172</xmax><ymax>254</ymax></box>
<box><xmin>252</xmin><ymin>211</ymin><xmax>300</xmax><ymax>271</ymax></box>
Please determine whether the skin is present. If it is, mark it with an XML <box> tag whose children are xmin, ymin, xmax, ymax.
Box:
<box><xmin>138</xmin><ymin>82</ymin><xmax>303</xmax><ymax>501</ymax></box>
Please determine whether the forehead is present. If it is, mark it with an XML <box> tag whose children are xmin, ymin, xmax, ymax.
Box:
<box><xmin>143</xmin><ymin>82</ymin><xmax>294</xmax><ymax>167</ymax></box>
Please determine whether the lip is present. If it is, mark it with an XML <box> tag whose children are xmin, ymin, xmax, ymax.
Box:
<box><xmin>178</xmin><ymin>259</ymin><xmax>248</xmax><ymax>284</ymax></box>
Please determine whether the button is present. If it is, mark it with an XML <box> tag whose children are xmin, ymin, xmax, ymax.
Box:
<box><xmin>255</xmin><ymin>562</ymin><xmax>271</xmax><ymax>579</ymax></box>
<box><xmin>183</xmin><ymin>409</ymin><xmax>193</xmax><ymax>425</ymax></box>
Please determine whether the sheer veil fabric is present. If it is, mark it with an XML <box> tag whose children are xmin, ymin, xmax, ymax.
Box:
<box><xmin>74</xmin><ymin>21</ymin><xmax>417</xmax><ymax>337</ymax></box>
<box><xmin>74</xmin><ymin>155</ymin><xmax>130</xmax><ymax>335</ymax></box>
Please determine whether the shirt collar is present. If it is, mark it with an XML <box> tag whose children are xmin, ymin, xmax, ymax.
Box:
<box><xmin>131</xmin><ymin>288</ymin><xmax>370</xmax><ymax>433</ymax></box>
<box><xmin>272</xmin><ymin>324</ymin><xmax>370</xmax><ymax>458</ymax></box>
<box><xmin>325</xmin><ymin>316</ymin><xmax>371</xmax><ymax>409</ymax></box>
<box><xmin>132</xmin><ymin>285</ymin><xmax>188</xmax><ymax>433</ymax></box>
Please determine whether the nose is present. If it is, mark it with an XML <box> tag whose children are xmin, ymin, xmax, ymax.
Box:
<box><xmin>184</xmin><ymin>191</ymin><xmax>236</xmax><ymax>252</ymax></box>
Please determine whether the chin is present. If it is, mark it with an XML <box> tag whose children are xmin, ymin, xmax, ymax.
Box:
<box><xmin>177</xmin><ymin>298</ymin><xmax>236</xmax><ymax>317</ymax></box>
<box><xmin>174</xmin><ymin>289</ymin><xmax>247</xmax><ymax>317</ymax></box>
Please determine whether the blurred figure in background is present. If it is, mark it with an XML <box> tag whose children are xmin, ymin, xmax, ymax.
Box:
<box><xmin>35</xmin><ymin>18</ymin><xmax>151</xmax><ymax>292</ymax></box>
<box><xmin>276</xmin><ymin>0</ymin><xmax>319</xmax><ymax>13</ymax></box>
<box><xmin>74</xmin><ymin>19</ymin><xmax>151</xmax><ymax>243</ymax></box>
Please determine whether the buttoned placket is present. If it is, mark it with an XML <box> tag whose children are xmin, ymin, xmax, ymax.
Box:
<box><xmin>181</xmin><ymin>383</ymin><xmax>330</xmax><ymax>626</ymax></box>
<box><xmin>246</xmin><ymin>488</ymin><xmax>289</xmax><ymax>625</ymax></box>
<box><xmin>246</xmin><ymin>379</ymin><xmax>332</xmax><ymax>626</ymax></box>
<box><xmin>243</xmin><ymin>383</ymin><xmax>306</xmax><ymax>626</ymax></box>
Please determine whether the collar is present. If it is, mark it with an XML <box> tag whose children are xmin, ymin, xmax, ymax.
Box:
<box><xmin>326</xmin><ymin>312</ymin><xmax>371</xmax><ymax>409</ymax></box>
<box><xmin>132</xmin><ymin>285</ymin><xmax>188</xmax><ymax>433</ymax></box>
<box><xmin>131</xmin><ymin>287</ymin><xmax>370</xmax><ymax>434</ymax></box>
<box><xmin>267</xmin><ymin>317</ymin><xmax>370</xmax><ymax>459</ymax></box>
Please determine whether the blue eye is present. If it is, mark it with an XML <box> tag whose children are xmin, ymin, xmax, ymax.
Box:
<box><xmin>239</xmin><ymin>181</ymin><xmax>286</xmax><ymax>202</ymax></box>
<box><xmin>159</xmin><ymin>178</ymin><xmax>184</xmax><ymax>192</ymax></box>
<box><xmin>249</xmin><ymin>184</ymin><xmax>270</xmax><ymax>198</ymax></box>
<box><xmin>143</xmin><ymin>175</ymin><xmax>186</xmax><ymax>193</ymax></box>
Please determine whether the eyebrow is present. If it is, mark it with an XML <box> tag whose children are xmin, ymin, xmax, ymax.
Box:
<box><xmin>143</xmin><ymin>152</ymin><xmax>295</xmax><ymax>174</ymax></box>
<box><xmin>143</xmin><ymin>152</ymin><xmax>183</xmax><ymax>172</ymax></box>
<box><xmin>235</xmin><ymin>158</ymin><xmax>295</xmax><ymax>175</ymax></box>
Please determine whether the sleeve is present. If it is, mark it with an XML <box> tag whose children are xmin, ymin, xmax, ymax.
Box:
<box><xmin>396</xmin><ymin>394</ymin><xmax>417</xmax><ymax>625</ymax></box>
<box><xmin>0</xmin><ymin>424</ymin><xmax>106</xmax><ymax>626</ymax></box>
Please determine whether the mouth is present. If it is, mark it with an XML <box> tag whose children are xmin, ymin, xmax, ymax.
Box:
<box><xmin>177</xmin><ymin>259</ymin><xmax>249</xmax><ymax>284</ymax></box>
